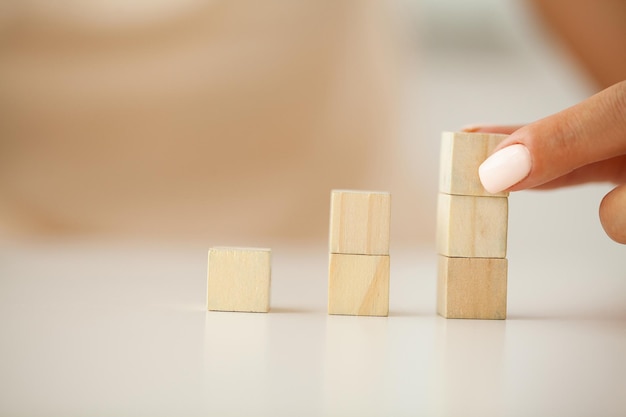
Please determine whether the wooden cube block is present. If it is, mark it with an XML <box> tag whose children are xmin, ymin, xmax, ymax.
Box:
<box><xmin>207</xmin><ymin>247</ymin><xmax>271</xmax><ymax>313</ymax></box>
<box><xmin>437</xmin><ymin>255</ymin><xmax>507</xmax><ymax>319</ymax></box>
<box><xmin>329</xmin><ymin>190</ymin><xmax>391</xmax><ymax>255</ymax></box>
<box><xmin>437</xmin><ymin>193</ymin><xmax>508</xmax><ymax>258</ymax></box>
<box><xmin>439</xmin><ymin>131</ymin><xmax>509</xmax><ymax>197</ymax></box>
<box><xmin>328</xmin><ymin>253</ymin><xmax>389</xmax><ymax>316</ymax></box>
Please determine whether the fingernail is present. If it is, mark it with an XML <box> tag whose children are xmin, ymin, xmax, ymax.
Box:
<box><xmin>479</xmin><ymin>144</ymin><xmax>532</xmax><ymax>193</ymax></box>
<box><xmin>461</xmin><ymin>124</ymin><xmax>482</xmax><ymax>132</ymax></box>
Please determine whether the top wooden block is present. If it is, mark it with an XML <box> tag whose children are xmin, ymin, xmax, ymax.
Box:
<box><xmin>439</xmin><ymin>131</ymin><xmax>509</xmax><ymax>197</ymax></box>
<box><xmin>329</xmin><ymin>190</ymin><xmax>391</xmax><ymax>255</ymax></box>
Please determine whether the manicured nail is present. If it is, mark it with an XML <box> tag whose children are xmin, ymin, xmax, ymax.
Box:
<box><xmin>461</xmin><ymin>124</ymin><xmax>482</xmax><ymax>132</ymax></box>
<box><xmin>479</xmin><ymin>144</ymin><xmax>532</xmax><ymax>193</ymax></box>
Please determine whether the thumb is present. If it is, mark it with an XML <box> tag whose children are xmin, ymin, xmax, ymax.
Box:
<box><xmin>477</xmin><ymin>81</ymin><xmax>626</xmax><ymax>193</ymax></box>
<box><xmin>600</xmin><ymin>184</ymin><xmax>626</xmax><ymax>244</ymax></box>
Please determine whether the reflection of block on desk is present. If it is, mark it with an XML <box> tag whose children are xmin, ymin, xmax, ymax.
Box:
<box><xmin>207</xmin><ymin>247</ymin><xmax>271</xmax><ymax>313</ymax></box>
<box><xmin>437</xmin><ymin>255</ymin><xmax>507</xmax><ymax>320</ymax></box>
<box><xmin>329</xmin><ymin>190</ymin><xmax>391</xmax><ymax>255</ymax></box>
<box><xmin>328</xmin><ymin>253</ymin><xmax>389</xmax><ymax>316</ymax></box>
<box><xmin>439</xmin><ymin>131</ymin><xmax>509</xmax><ymax>197</ymax></box>
<box><xmin>437</xmin><ymin>193</ymin><xmax>508</xmax><ymax>258</ymax></box>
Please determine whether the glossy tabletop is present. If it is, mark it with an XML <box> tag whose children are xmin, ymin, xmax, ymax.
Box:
<box><xmin>1</xmin><ymin>235</ymin><xmax>625</xmax><ymax>417</ymax></box>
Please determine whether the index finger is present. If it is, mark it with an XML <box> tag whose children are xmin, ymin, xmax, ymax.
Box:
<box><xmin>474</xmin><ymin>81</ymin><xmax>626</xmax><ymax>193</ymax></box>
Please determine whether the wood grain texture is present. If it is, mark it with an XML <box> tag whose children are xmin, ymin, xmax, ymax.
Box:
<box><xmin>207</xmin><ymin>247</ymin><xmax>271</xmax><ymax>313</ymax></box>
<box><xmin>329</xmin><ymin>190</ymin><xmax>391</xmax><ymax>255</ymax></box>
<box><xmin>328</xmin><ymin>253</ymin><xmax>389</xmax><ymax>316</ymax></box>
<box><xmin>437</xmin><ymin>255</ymin><xmax>507</xmax><ymax>320</ymax></box>
<box><xmin>437</xmin><ymin>193</ymin><xmax>508</xmax><ymax>258</ymax></box>
<box><xmin>439</xmin><ymin>131</ymin><xmax>509</xmax><ymax>197</ymax></box>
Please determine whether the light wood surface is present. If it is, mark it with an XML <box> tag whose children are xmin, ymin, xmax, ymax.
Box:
<box><xmin>329</xmin><ymin>190</ymin><xmax>391</xmax><ymax>256</ymax></box>
<box><xmin>439</xmin><ymin>131</ymin><xmax>509</xmax><ymax>197</ymax></box>
<box><xmin>328</xmin><ymin>253</ymin><xmax>389</xmax><ymax>316</ymax></box>
<box><xmin>207</xmin><ymin>247</ymin><xmax>271</xmax><ymax>313</ymax></box>
<box><xmin>437</xmin><ymin>255</ymin><xmax>507</xmax><ymax>319</ymax></box>
<box><xmin>437</xmin><ymin>193</ymin><xmax>508</xmax><ymax>258</ymax></box>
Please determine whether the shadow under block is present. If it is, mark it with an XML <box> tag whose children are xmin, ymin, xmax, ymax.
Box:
<box><xmin>439</xmin><ymin>131</ymin><xmax>509</xmax><ymax>197</ymax></box>
<box><xmin>328</xmin><ymin>253</ymin><xmax>389</xmax><ymax>316</ymax></box>
<box><xmin>329</xmin><ymin>190</ymin><xmax>391</xmax><ymax>256</ymax></box>
<box><xmin>207</xmin><ymin>247</ymin><xmax>271</xmax><ymax>313</ymax></box>
<box><xmin>437</xmin><ymin>255</ymin><xmax>507</xmax><ymax>320</ymax></box>
<box><xmin>437</xmin><ymin>193</ymin><xmax>508</xmax><ymax>258</ymax></box>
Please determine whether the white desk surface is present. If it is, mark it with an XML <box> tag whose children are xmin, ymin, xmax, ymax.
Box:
<box><xmin>1</xmin><ymin>239</ymin><xmax>625</xmax><ymax>417</ymax></box>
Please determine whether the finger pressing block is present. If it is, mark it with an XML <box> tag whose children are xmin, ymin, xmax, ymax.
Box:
<box><xmin>207</xmin><ymin>247</ymin><xmax>271</xmax><ymax>313</ymax></box>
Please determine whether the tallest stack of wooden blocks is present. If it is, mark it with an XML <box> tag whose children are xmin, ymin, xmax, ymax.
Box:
<box><xmin>437</xmin><ymin>132</ymin><xmax>509</xmax><ymax>320</ymax></box>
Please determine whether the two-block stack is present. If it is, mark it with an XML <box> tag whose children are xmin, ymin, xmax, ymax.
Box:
<box><xmin>437</xmin><ymin>132</ymin><xmax>509</xmax><ymax>319</ymax></box>
<box><xmin>328</xmin><ymin>190</ymin><xmax>391</xmax><ymax>316</ymax></box>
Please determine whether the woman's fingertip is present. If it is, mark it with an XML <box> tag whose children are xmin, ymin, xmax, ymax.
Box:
<box><xmin>478</xmin><ymin>144</ymin><xmax>532</xmax><ymax>193</ymax></box>
<box><xmin>461</xmin><ymin>124</ymin><xmax>482</xmax><ymax>133</ymax></box>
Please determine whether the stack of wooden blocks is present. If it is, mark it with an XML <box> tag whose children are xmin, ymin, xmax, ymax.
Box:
<box><xmin>327</xmin><ymin>190</ymin><xmax>391</xmax><ymax>317</ymax></box>
<box><xmin>437</xmin><ymin>131</ymin><xmax>509</xmax><ymax>320</ymax></box>
<box><xmin>206</xmin><ymin>135</ymin><xmax>511</xmax><ymax>320</ymax></box>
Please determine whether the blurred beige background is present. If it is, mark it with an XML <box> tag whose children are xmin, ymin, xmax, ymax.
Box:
<box><xmin>0</xmin><ymin>0</ymin><xmax>621</xmax><ymax>249</ymax></box>
<box><xmin>0</xmin><ymin>0</ymin><xmax>402</xmax><ymax>243</ymax></box>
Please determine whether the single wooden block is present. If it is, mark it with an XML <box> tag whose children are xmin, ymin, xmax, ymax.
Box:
<box><xmin>328</xmin><ymin>253</ymin><xmax>389</xmax><ymax>316</ymax></box>
<box><xmin>437</xmin><ymin>255</ymin><xmax>507</xmax><ymax>320</ymax></box>
<box><xmin>437</xmin><ymin>193</ymin><xmax>508</xmax><ymax>258</ymax></box>
<box><xmin>439</xmin><ymin>131</ymin><xmax>509</xmax><ymax>197</ymax></box>
<box><xmin>207</xmin><ymin>247</ymin><xmax>271</xmax><ymax>313</ymax></box>
<box><xmin>329</xmin><ymin>190</ymin><xmax>391</xmax><ymax>255</ymax></box>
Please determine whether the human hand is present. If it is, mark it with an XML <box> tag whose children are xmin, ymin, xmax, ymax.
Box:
<box><xmin>464</xmin><ymin>80</ymin><xmax>626</xmax><ymax>244</ymax></box>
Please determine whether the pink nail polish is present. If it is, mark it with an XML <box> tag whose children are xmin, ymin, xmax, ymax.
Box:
<box><xmin>479</xmin><ymin>144</ymin><xmax>532</xmax><ymax>193</ymax></box>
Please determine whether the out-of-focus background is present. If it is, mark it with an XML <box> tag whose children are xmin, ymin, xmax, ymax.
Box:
<box><xmin>0</xmin><ymin>0</ymin><xmax>622</xmax><ymax>250</ymax></box>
